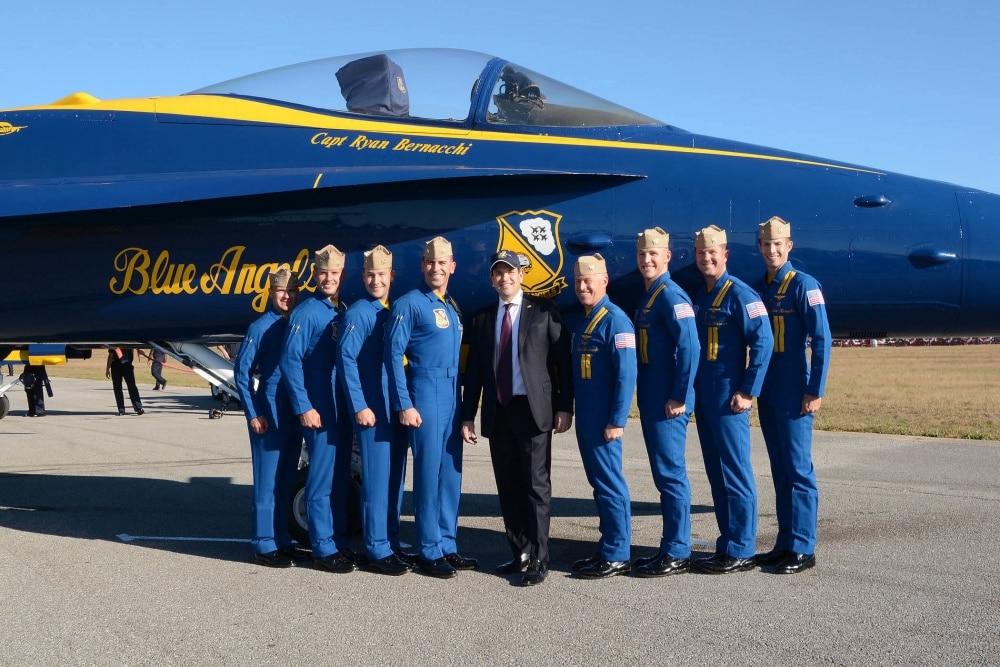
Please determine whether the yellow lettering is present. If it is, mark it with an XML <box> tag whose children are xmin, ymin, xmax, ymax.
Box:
<box><xmin>349</xmin><ymin>135</ymin><xmax>389</xmax><ymax>151</ymax></box>
<box><xmin>199</xmin><ymin>246</ymin><xmax>246</xmax><ymax>295</ymax></box>
<box><xmin>109</xmin><ymin>247</ymin><xmax>151</xmax><ymax>295</ymax></box>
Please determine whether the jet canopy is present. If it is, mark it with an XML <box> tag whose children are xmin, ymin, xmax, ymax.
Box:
<box><xmin>190</xmin><ymin>48</ymin><xmax>664</xmax><ymax>128</ymax></box>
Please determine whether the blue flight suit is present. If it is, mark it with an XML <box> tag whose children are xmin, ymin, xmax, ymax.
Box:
<box><xmin>234</xmin><ymin>310</ymin><xmax>301</xmax><ymax>555</ymax></box>
<box><xmin>572</xmin><ymin>295</ymin><xmax>638</xmax><ymax>562</ymax></box>
<box><xmin>634</xmin><ymin>274</ymin><xmax>700</xmax><ymax>559</ymax></box>
<box><xmin>279</xmin><ymin>292</ymin><xmax>352</xmax><ymax>558</ymax></box>
<box><xmin>753</xmin><ymin>261</ymin><xmax>831</xmax><ymax>555</ymax></box>
<box><xmin>693</xmin><ymin>271</ymin><xmax>773</xmax><ymax>559</ymax></box>
<box><xmin>385</xmin><ymin>286</ymin><xmax>463</xmax><ymax>561</ymax></box>
<box><xmin>337</xmin><ymin>297</ymin><xmax>409</xmax><ymax>561</ymax></box>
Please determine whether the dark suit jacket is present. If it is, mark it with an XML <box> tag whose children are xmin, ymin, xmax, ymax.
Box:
<box><xmin>462</xmin><ymin>294</ymin><xmax>573</xmax><ymax>438</ymax></box>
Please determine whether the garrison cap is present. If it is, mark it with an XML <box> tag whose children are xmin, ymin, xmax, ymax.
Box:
<box><xmin>269</xmin><ymin>267</ymin><xmax>299</xmax><ymax>289</ymax></box>
<box><xmin>363</xmin><ymin>245</ymin><xmax>393</xmax><ymax>271</ymax></box>
<box><xmin>758</xmin><ymin>216</ymin><xmax>792</xmax><ymax>241</ymax></box>
<box><xmin>694</xmin><ymin>225</ymin><xmax>727</xmax><ymax>250</ymax></box>
<box><xmin>574</xmin><ymin>253</ymin><xmax>608</xmax><ymax>277</ymax></box>
<box><xmin>314</xmin><ymin>244</ymin><xmax>346</xmax><ymax>271</ymax></box>
<box><xmin>423</xmin><ymin>236</ymin><xmax>453</xmax><ymax>260</ymax></box>
<box><xmin>637</xmin><ymin>226</ymin><xmax>670</xmax><ymax>250</ymax></box>
<box><xmin>490</xmin><ymin>249</ymin><xmax>520</xmax><ymax>271</ymax></box>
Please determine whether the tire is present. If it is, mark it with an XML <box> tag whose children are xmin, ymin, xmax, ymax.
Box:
<box><xmin>0</xmin><ymin>395</ymin><xmax>9</xmax><ymax>420</ymax></box>
<box><xmin>287</xmin><ymin>459</ymin><xmax>363</xmax><ymax>545</ymax></box>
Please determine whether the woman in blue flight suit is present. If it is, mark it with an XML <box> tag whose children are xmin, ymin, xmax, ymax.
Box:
<box><xmin>235</xmin><ymin>267</ymin><xmax>303</xmax><ymax>568</ymax></box>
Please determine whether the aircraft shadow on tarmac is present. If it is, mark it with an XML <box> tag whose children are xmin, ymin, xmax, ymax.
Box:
<box><xmin>0</xmin><ymin>470</ymin><xmax>713</xmax><ymax>569</ymax></box>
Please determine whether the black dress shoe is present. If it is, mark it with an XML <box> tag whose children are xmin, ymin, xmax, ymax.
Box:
<box><xmin>366</xmin><ymin>554</ymin><xmax>410</xmax><ymax>576</ymax></box>
<box><xmin>518</xmin><ymin>559</ymin><xmax>547</xmax><ymax>587</ymax></box>
<box><xmin>693</xmin><ymin>553</ymin><xmax>756</xmax><ymax>575</ymax></box>
<box><xmin>254</xmin><ymin>550</ymin><xmax>294</xmax><ymax>568</ymax></box>
<box><xmin>118</xmin><ymin>409</ymin><xmax>127</xmax><ymax>416</ymax></box>
<box><xmin>394</xmin><ymin>551</ymin><xmax>419</xmax><ymax>567</ymax></box>
<box><xmin>756</xmin><ymin>548</ymin><xmax>791</xmax><ymax>567</ymax></box>
<box><xmin>577</xmin><ymin>558</ymin><xmax>631</xmax><ymax>580</ymax></box>
<box><xmin>135</xmin><ymin>408</ymin><xmax>144</xmax><ymax>415</ymax></box>
<box><xmin>417</xmin><ymin>557</ymin><xmax>458</xmax><ymax>579</ymax></box>
<box><xmin>634</xmin><ymin>552</ymin><xmax>663</xmax><ymax>569</ymax></box>
<box><xmin>280</xmin><ymin>545</ymin><xmax>312</xmax><ymax>562</ymax></box>
<box><xmin>495</xmin><ymin>553</ymin><xmax>530</xmax><ymax>575</ymax></box>
<box><xmin>571</xmin><ymin>554</ymin><xmax>602</xmax><ymax>574</ymax></box>
<box><xmin>443</xmin><ymin>552</ymin><xmax>478</xmax><ymax>570</ymax></box>
<box><xmin>313</xmin><ymin>552</ymin><xmax>357</xmax><ymax>574</ymax></box>
<box><xmin>635</xmin><ymin>555</ymin><xmax>690</xmax><ymax>578</ymax></box>
<box><xmin>776</xmin><ymin>552</ymin><xmax>816</xmax><ymax>574</ymax></box>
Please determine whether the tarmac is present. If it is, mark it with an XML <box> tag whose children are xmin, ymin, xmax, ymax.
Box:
<box><xmin>1</xmin><ymin>378</ymin><xmax>998</xmax><ymax>666</ymax></box>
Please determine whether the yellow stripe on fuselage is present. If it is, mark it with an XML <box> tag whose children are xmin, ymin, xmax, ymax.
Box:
<box><xmin>1</xmin><ymin>94</ymin><xmax>884</xmax><ymax>175</ymax></box>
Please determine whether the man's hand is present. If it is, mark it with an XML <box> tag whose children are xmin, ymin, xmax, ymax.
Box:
<box><xmin>665</xmin><ymin>399</ymin><xmax>686</xmax><ymax>419</ymax></box>
<box><xmin>801</xmin><ymin>394</ymin><xmax>822</xmax><ymax>415</ymax></box>
<box><xmin>730</xmin><ymin>391</ymin><xmax>753</xmax><ymax>414</ymax></box>
<box><xmin>399</xmin><ymin>408</ymin><xmax>422</xmax><ymax>428</ymax></box>
<box><xmin>604</xmin><ymin>424</ymin><xmax>624</xmax><ymax>442</ymax></box>
<box><xmin>461</xmin><ymin>420</ymin><xmax>478</xmax><ymax>444</ymax></box>
<box><xmin>299</xmin><ymin>409</ymin><xmax>323</xmax><ymax>429</ymax></box>
<box><xmin>355</xmin><ymin>408</ymin><xmax>376</xmax><ymax>427</ymax></box>
<box><xmin>554</xmin><ymin>411</ymin><xmax>572</xmax><ymax>433</ymax></box>
<box><xmin>249</xmin><ymin>416</ymin><xmax>268</xmax><ymax>435</ymax></box>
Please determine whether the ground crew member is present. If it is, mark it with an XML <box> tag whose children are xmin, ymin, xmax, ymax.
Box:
<box><xmin>106</xmin><ymin>348</ymin><xmax>144</xmax><ymax>416</ymax></box>
<box><xmin>569</xmin><ymin>253</ymin><xmax>637</xmax><ymax>580</ymax></box>
<box><xmin>691</xmin><ymin>225</ymin><xmax>773</xmax><ymax>574</ymax></box>
<box><xmin>753</xmin><ymin>216</ymin><xmax>831</xmax><ymax>574</ymax></box>
<box><xmin>337</xmin><ymin>245</ymin><xmax>410</xmax><ymax>576</ymax></box>
<box><xmin>20</xmin><ymin>364</ymin><xmax>49</xmax><ymax>417</ymax></box>
<box><xmin>234</xmin><ymin>267</ymin><xmax>304</xmax><ymax>568</ymax></box>
<box><xmin>150</xmin><ymin>349</ymin><xmax>167</xmax><ymax>390</ymax></box>
<box><xmin>632</xmin><ymin>228</ymin><xmax>699</xmax><ymax>578</ymax></box>
<box><xmin>385</xmin><ymin>236</ymin><xmax>475</xmax><ymax>579</ymax></box>
<box><xmin>280</xmin><ymin>244</ymin><xmax>356</xmax><ymax>574</ymax></box>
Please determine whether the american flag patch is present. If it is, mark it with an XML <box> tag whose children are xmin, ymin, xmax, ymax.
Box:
<box><xmin>615</xmin><ymin>333</ymin><xmax>636</xmax><ymax>349</ymax></box>
<box><xmin>746</xmin><ymin>301</ymin><xmax>767</xmax><ymax>319</ymax></box>
<box><xmin>674</xmin><ymin>303</ymin><xmax>695</xmax><ymax>319</ymax></box>
<box><xmin>807</xmin><ymin>289</ymin><xmax>826</xmax><ymax>306</ymax></box>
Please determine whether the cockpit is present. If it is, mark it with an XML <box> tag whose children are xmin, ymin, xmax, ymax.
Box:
<box><xmin>190</xmin><ymin>48</ymin><xmax>664</xmax><ymax>129</ymax></box>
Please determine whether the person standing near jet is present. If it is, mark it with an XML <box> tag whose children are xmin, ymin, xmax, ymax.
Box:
<box><xmin>691</xmin><ymin>225</ymin><xmax>773</xmax><ymax>574</ymax></box>
<box><xmin>752</xmin><ymin>216</ymin><xmax>831</xmax><ymax>575</ymax></box>
<box><xmin>385</xmin><ymin>236</ymin><xmax>475</xmax><ymax>579</ymax></box>
<box><xmin>337</xmin><ymin>245</ymin><xmax>411</xmax><ymax>576</ymax></box>
<box><xmin>20</xmin><ymin>364</ymin><xmax>50</xmax><ymax>417</ymax></box>
<box><xmin>569</xmin><ymin>253</ymin><xmax>638</xmax><ymax>580</ymax></box>
<box><xmin>234</xmin><ymin>267</ymin><xmax>304</xmax><ymax>568</ymax></box>
<box><xmin>106</xmin><ymin>347</ymin><xmax>144</xmax><ymax>416</ymax></box>
<box><xmin>280</xmin><ymin>244</ymin><xmax>356</xmax><ymax>574</ymax></box>
<box><xmin>461</xmin><ymin>250</ymin><xmax>574</xmax><ymax>587</ymax></box>
<box><xmin>631</xmin><ymin>227</ymin><xmax>700</xmax><ymax>578</ymax></box>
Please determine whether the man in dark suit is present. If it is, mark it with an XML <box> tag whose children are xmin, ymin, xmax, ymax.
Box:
<box><xmin>461</xmin><ymin>250</ymin><xmax>573</xmax><ymax>587</ymax></box>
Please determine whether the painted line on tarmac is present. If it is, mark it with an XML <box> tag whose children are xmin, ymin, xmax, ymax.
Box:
<box><xmin>117</xmin><ymin>533</ymin><xmax>249</xmax><ymax>543</ymax></box>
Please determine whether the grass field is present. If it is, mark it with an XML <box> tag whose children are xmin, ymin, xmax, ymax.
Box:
<box><xmin>37</xmin><ymin>345</ymin><xmax>1000</xmax><ymax>440</ymax></box>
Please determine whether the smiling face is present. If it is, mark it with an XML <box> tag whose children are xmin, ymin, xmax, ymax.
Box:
<box><xmin>490</xmin><ymin>263</ymin><xmax>523</xmax><ymax>302</ymax></box>
<box><xmin>363</xmin><ymin>267</ymin><xmax>394</xmax><ymax>300</ymax></box>
<box><xmin>313</xmin><ymin>267</ymin><xmax>343</xmax><ymax>299</ymax></box>
<box><xmin>421</xmin><ymin>256</ymin><xmax>456</xmax><ymax>293</ymax></box>
<box><xmin>758</xmin><ymin>237</ymin><xmax>793</xmax><ymax>275</ymax></box>
<box><xmin>270</xmin><ymin>284</ymin><xmax>299</xmax><ymax>315</ymax></box>
<box><xmin>574</xmin><ymin>272</ymin><xmax>608</xmax><ymax>309</ymax></box>
<box><xmin>696</xmin><ymin>244</ymin><xmax>728</xmax><ymax>284</ymax></box>
<box><xmin>636</xmin><ymin>246</ymin><xmax>671</xmax><ymax>288</ymax></box>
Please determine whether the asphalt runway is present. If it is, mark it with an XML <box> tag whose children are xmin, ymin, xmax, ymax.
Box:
<box><xmin>1</xmin><ymin>378</ymin><xmax>998</xmax><ymax>665</ymax></box>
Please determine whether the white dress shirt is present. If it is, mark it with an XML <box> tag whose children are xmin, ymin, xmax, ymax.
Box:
<box><xmin>495</xmin><ymin>290</ymin><xmax>526</xmax><ymax>397</ymax></box>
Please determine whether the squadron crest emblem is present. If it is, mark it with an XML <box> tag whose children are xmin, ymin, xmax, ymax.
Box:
<box><xmin>496</xmin><ymin>209</ymin><xmax>567</xmax><ymax>298</ymax></box>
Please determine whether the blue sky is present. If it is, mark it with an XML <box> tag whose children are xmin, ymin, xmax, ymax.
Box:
<box><xmin>4</xmin><ymin>1</ymin><xmax>999</xmax><ymax>193</ymax></box>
